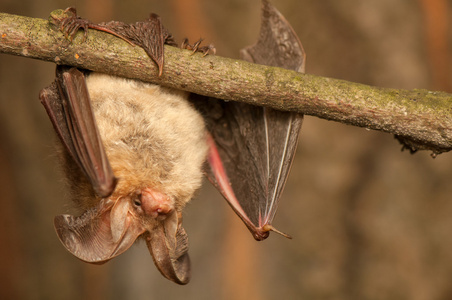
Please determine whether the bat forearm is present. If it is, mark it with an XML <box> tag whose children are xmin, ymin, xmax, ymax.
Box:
<box><xmin>1</xmin><ymin>10</ymin><xmax>452</xmax><ymax>154</ymax></box>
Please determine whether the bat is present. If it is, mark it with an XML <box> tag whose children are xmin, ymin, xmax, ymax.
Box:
<box><xmin>40</xmin><ymin>0</ymin><xmax>305</xmax><ymax>284</ymax></box>
<box><xmin>40</xmin><ymin>66</ymin><xmax>207</xmax><ymax>284</ymax></box>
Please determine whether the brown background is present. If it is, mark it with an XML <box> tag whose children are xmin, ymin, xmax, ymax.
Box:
<box><xmin>1</xmin><ymin>0</ymin><xmax>452</xmax><ymax>299</ymax></box>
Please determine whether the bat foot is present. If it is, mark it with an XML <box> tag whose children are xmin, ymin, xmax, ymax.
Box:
<box><xmin>53</xmin><ymin>7</ymin><xmax>135</xmax><ymax>46</ymax></box>
<box><xmin>181</xmin><ymin>38</ymin><xmax>216</xmax><ymax>56</ymax></box>
<box><xmin>51</xmin><ymin>7</ymin><xmax>93</xmax><ymax>42</ymax></box>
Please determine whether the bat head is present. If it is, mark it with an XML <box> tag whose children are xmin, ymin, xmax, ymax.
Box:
<box><xmin>54</xmin><ymin>187</ymin><xmax>190</xmax><ymax>284</ymax></box>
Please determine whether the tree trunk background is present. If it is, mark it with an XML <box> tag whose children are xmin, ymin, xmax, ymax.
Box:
<box><xmin>1</xmin><ymin>0</ymin><xmax>451</xmax><ymax>299</ymax></box>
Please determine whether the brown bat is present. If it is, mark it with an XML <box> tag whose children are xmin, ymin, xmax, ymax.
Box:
<box><xmin>39</xmin><ymin>0</ymin><xmax>305</xmax><ymax>284</ymax></box>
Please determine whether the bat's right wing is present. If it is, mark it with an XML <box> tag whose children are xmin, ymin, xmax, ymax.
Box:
<box><xmin>39</xmin><ymin>66</ymin><xmax>129</xmax><ymax>263</ymax></box>
<box><xmin>39</xmin><ymin>66</ymin><xmax>116</xmax><ymax>198</ymax></box>
<box><xmin>197</xmin><ymin>0</ymin><xmax>305</xmax><ymax>240</ymax></box>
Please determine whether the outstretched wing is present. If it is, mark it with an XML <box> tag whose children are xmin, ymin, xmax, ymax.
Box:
<box><xmin>200</xmin><ymin>0</ymin><xmax>306</xmax><ymax>240</ymax></box>
<box><xmin>39</xmin><ymin>66</ymin><xmax>117</xmax><ymax>197</ymax></box>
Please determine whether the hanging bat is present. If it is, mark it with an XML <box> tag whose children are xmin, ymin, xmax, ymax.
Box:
<box><xmin>40</xmin><ymin>0</ymin><xmax>305</xmax><ymax>284</ymax></box>
<box><xmin>41</xmin><ymin>10</ymin><xmax>208</xmax><ymax>285</ymax></box>
<box><xmin>40</xmin><ymin>67</ymin><xmax>206</xmax><ymax>285</ymax></box>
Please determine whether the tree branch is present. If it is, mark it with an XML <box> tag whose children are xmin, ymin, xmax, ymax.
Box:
<box><xmin>1</xmin><ymin>10</ymin><xmax>452</xmax><ymax>154</ymax></box>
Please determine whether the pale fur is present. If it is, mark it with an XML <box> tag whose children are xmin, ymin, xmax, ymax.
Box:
<box><xmin>75</xmin><ymin>73</ymin><xmax>208</xmax><ymax>211</ymax></box>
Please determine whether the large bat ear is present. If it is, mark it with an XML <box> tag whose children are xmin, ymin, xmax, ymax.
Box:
<box><xmin>146</xmin><ymin>212</ymin><xmax>191</xmax><ymax>285</ymax></box>
<box><xmin>54</xmin><ymin>198</ymin><xmax>145</xmax><ymax>263</ymax></box>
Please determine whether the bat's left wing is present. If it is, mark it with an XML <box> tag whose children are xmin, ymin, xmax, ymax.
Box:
<box><xmin>197</xmin><ymin>0</ymin><xmax>305</xmax><ymax>240</ymax></box>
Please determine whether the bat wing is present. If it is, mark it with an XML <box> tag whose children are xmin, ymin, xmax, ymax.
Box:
<box><xmin>39</xmin><ymin>66</ymin><xmax>116</xmax><ymax>198</ymax></box>
<box><xmin>200</xmin><ymin>0</ymin><xmax>306</xmax><ymax>240</ymax></box>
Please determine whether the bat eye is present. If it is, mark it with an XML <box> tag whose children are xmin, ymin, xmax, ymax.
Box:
<box><xmin>133</xmin><ymin>197</ymin><xmax>142</xmax><ymax>207</ymax></box>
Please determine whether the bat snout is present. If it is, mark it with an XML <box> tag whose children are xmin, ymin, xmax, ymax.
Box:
<box><xmin>140</xmin><ymin>188</ymin><xmax>174</xmax><ymax>218</ymax></box>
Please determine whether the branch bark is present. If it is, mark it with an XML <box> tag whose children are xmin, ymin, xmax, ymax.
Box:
<box><xmin>1</xmin><ymin>10</ymin><xmax>452</xmax><ymax>154</ymax></box>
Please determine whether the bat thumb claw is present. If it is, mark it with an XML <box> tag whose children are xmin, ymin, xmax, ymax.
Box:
<box><xmin>262</xmin><ymin>224</ymin><xmax>292</xmax><ymax>239</ymax></box>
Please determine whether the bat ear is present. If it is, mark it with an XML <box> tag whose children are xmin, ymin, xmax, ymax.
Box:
<box><xmin>146</xmin><ymin>212</ymin><xmax>191</xmax><ymax>284</ymax></box>
<box><xmin>54</xmin><ymin>198</ymin><xmax>145</xmax><ymax>263</ymax></box>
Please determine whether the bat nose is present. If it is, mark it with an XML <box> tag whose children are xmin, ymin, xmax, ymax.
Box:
<box><xmin>140</xmin><ymin>188</ymin><xmax>173</xmax><ymax>217</ymax></box>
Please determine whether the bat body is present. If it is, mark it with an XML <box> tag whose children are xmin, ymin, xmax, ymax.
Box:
<box><xmin>41</xmin><ymin>0</ymin><xmax>305</xmax><ymax>284</ymax></box>
<box><xmin>68</xmin><ymin>72</ymin><xmax>208</xmax><ymax>213</ymax></box>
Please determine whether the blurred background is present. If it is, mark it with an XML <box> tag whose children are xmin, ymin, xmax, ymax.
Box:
<box><xmin>1</xmin><ymin>0</ymin><xmax>452</xmax><ymax>299</ymax></box>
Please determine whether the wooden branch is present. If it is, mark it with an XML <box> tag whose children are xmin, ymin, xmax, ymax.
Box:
<box><xmin>1</xmin><ymin>10</ymin><xmax>452</xmax><ymax>154</ymax></box>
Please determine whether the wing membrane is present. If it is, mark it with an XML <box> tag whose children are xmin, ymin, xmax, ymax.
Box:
<box><xmin>201</xmin><ymin>0</ymin><xmax>306</xmax><ymax>240</ymax></box>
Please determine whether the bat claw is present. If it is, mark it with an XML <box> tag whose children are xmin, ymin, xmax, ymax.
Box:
<box><xmin>63</xmin><ymin>7</ymin><xmax>75</xmax><ymax>14</ymax></box>
<box><xmin>262</xmin><ymin>224</ymin><xmax>292</xmax><ymax>239</ymax></box>
<box><xmin>54</xmin><ymin>7</ymin><xmax>92</xmax><ymax>42</ymax></box>
<box><xmin>181</xmin><ymin>38</ymin><xmax>216</xmax><ymax>56</ymax></box>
